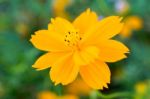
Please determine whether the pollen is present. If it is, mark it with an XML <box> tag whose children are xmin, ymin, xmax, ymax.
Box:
<box><xmin>64</xmin><ymin>31</ymin><xmax>82</xmax><ymax>47</ymax></box>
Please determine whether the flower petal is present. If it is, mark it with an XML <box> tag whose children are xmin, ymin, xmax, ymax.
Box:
<box><xmin>97</xmin><ymin>40</ymin><xmax>129</xmax><ymax>62</ymax></box>
<box><xmin>73</xmin><ymin>9</ymin><xmax>98</xmax><ymax>36</ymax></box>
<box><xmin>120</xmin><ymin>26</ymin><xmax>131</xmax><ymax>38</ymax></box>
<box><xmin>50</xmin><ymin>53</ymin><xmax>79</xmax><ymax>85</ymax></box>
<box><xmin>49</xmin><ymin>17</ymin><xmax>77</xmax><ymax>37</ymax></box>
<box><xmin>32</xmin><ymin>52</ymin><xmax>69</xmax><ymax>70</ymax></box>
<box><xmin>82</xmin><ymin>16</ymin><xmax>123</xmax><ymax>45</ymax></box>
<box><xmin>73</xmin><ymin>46</ymin><xmax>100</xmax><ymax>66</ymax></box>
<box><xmin>66</xmin><ymin>78</ymin><xmax>91</xmax><ymax>95</ymax></box>
<box><xmin>80</xmin><ymin>61</ymin><xmax>110</xmax><ymax>89</ymax></box>
<box><xmin>30</xmin><ymin>30</ymin><xmax>70</xmax><ymax>52</ymax></box>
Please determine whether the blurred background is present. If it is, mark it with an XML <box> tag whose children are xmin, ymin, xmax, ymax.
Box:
<box><xmin>0</xmin><ymin>0</ymin><xmax>150</xmax><ymax>99</ymax></box>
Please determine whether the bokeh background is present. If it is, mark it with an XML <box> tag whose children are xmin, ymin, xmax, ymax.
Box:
<box><xmin>0</xmin><ymin>0</ymin><xmax>150</xmax><ymax>99</ymax></box>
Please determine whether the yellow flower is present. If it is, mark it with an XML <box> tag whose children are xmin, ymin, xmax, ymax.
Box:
<box><xmin>134</xmin><ymin>81</ymin><xmax>150</xmax><ymax>99</ymax></box>
<box><xmin>135</xmin><ymin>82</ymin><xmax>147</xmax><ymax>95</ymax></box>
<box><xmin>52</xmin><ymin>0</ymin><xmax>71</xmax><ymax>18</ymax></box>
<box><xmin>16</xmin><ymin>23</ymin><xmax>29</xmax><ymax>37</ymax></box>
<box><xmin>66</xmin><ymin>78</ymin><xmax>92</xmax><ymax>95</ymax></box>
<box><xmin>120</xmin><ymin>16</ymin><xmax>143</xmax><ymax>38</ymax></box>
<box><xmin>37</xmin><ymin>91</ymin><xmax>78</xmax><ymax>99</ymax></box>
<box><xmin>30</xmin><ymin>9</ymin><xmax>129</xmax><ymax>89</ymax></box>
<box><xmin>37</xmin><ymin>91</ymin><xmax>57</xmax><ymax>99</ymax></box>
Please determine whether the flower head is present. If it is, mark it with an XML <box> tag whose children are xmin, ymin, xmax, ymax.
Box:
<box><xmin>37</xmin><ymin>91</ymin><xmax>78</xmax><ymax>99</ymax></box>
<box><xmin>52</xmin><ymin>0</ymin><xmax>71</xmax><ymax>18</ymax></box>
<box><xmin>120</xmin><ymin>16</ymin><xmax>143</xmax><ymax>38</ymax></box>
<box><xmin>30</xmin><ymin>9</ymin><xmax>129</xmax><ymax>89</ymax></box>
<box><xmin>66</xmin><ymin>78</ymin><xmax>92</xmax><ymax>95</ymax></box>
<box><xmin>135</xmin><ymin>82</ymin><xmax>147</xmax><ymax>94</ymax></box>
<box><xmin>134</xmin><ymin>81</ymin><xmax>150</xmax><ymax>99</ymax></box>
<box><xmin>37</xmin><ymin>91</ymin><xmax>57</xmax><ymax>99</ymax></box>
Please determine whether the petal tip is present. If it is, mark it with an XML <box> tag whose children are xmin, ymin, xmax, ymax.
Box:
<box><xmin>32</xmin><ymin>65</ymin><xmax>40</xmax><ymax>71</ymax></box>
<box><xmin>32</xmin><ymin>65</ymin><xmax>36</xmax><ymax>68</ymax></box>
<box><xmin>29</xmin><ymin>35</ymin><xmax>34</xmax><ymax>42</ymax></box>
<box><xmin>86</xmin><ymin>8</ymin><xmax>91</xmax><ymax>13</ymax></box>
<box><xmin>104</xmin><ymin>84</ymin><xmax>108</xmax><ymax>89</ymax></box>
<box><xmin>50</xmin><ymin>18</ymin><xmax>55</xmax><ymax>23</ymax></box>
<box><xmin>54</xmin><ymin>82</ymin><xmax>60</xmax><ymax>86</ymax></box>
<box><xmin>119</xmin><ymin>17</ymin><xmax>123</xmax><ymax>21</ymax></box>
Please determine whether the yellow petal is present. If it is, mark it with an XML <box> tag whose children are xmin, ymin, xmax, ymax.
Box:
<box><xmin>80</xmin><ymin>61</ymin><xmax>110</xmax><ymax>89</ymax></box>
<box><xmin>120</xmin><ymin>26</ymin><xmax>132</xmax><ymax>38</ymax></box>
<box><xmin>30</xmin><ymin>30</ymin><xmax>70</xmax><ymax>52</ymax></box>
<box><xmin>82</xmin><ymin>16</ymin><xmax>123</xmax><ymax>45</ymax></box>
<box><xmin>49</xmin><ymin>17</ymin><xmax>76</xmax><ymax>37</ymax></box>
<box><xmin>73</xmin><ymin>8</ymin><xmax>98</xmax><ymax>36</ymax></box>
<box><xmin>97</xmin><ymin>40</ymin><xmax>129</xmax><ymax>62</ymax></box>
<box><xmin>73</xmin><ymin>51</ymin><xmax>86</xmax><ymax>66</ymax></box>
<box><xmin>50</xmin><ymin>53</ymin><xmax>79</xmax><ymax>85</ymax></box>
<box><xmin>66</xmin><ymin>78</ymin><xmax>92</xmax><ymax>95</ymax></box>
<box><xmin>53</xmin><ymin>0</ymin><xmax>71</xmax><ymax>12</ymax></box>
<box><xmin>32</xmin><ymin>52</ymin><xmax>69</xmax><ymax>71</ymax></box>
<box><xmin>73</xmin><ymin>46</ymin><xmax>100</xmax><ymax>66</ymax></box>
<box><xmin>124</xmin><ymin>16</ymin><xmax>143</xmax><ymax>30</ymax></box>
<box><xmin>120</xmin><ymin>16</ymin><xmax>143</xmax><ymax>38</ymax></box>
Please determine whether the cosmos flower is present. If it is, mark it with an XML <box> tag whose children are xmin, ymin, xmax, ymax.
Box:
<box><xmin>120</xmin><ymin>16</ymin><xmax>143</xmax><ymax>38</ymax></box>
<box><xmin>30</xmin><ymin>9</ymin><xmax>129</xmax><ymax>89</ymax></box>
<box><xmin>37</xmin><ymin>91</ymin><xmax>78</xmax><ymax>99</ymax></box>
<box><xmin>66</xmin><ymin>78</ymin><xmax>92</xmax><ymax>95</ymax></box>
<box><xmin>134</xmin><ymin>81</ymin><xmax>150</xmax><ymax>99</ymax></box>
<box><xmin>52</xmin><ymin>0</ymin><xmax>71</xmax><ymax>18</ymax></box>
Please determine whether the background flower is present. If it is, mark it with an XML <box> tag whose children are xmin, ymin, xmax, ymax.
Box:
<box><xmin>134</xmin><ymin>80</ymin><xmax>150</xmax><ymax>99</ymax></box>
<box><xmin>65</xmin><ymin>78</ymin><xmax>92</xmax><ymax>95</ymax></box>
<box><xmin>120</xmin><ymin>16</ymin><xmax>143</xmax><ymax>38</ymax></box>
<box><xmin>37</xmin><ymin>91</ymin><xmax>78</xmax><ymax>99</ymax></box>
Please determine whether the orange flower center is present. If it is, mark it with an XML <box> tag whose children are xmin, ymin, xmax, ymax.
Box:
<box><xmin>64</xmin><ymin>31</ymin><xmax>82</xmax><ymax>49</ymax></box>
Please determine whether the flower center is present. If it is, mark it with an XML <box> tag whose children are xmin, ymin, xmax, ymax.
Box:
<box><xmin>64</xmin><ymin>31</ymin><xmax>82</xmax><ymax>48</ymax></box>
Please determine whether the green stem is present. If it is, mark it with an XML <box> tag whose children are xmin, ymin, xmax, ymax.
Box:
<box><xmin>91</xmin><ymin>91</ymin><xmax>133</xmax><ymax>99</ymax></box>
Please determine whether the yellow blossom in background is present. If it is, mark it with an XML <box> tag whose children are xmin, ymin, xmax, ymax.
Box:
<box><xmin>16</xmin><ymin>23</ymin><xmax>29</xmax><ymax>38</ymax></box>
<box><xmin>135</xmin><ymin>82</ymin><xmax>147</xmax><ymax>94</ymax></box>
<box><xmin>37</xmin><ymin>91</ymin><xmax>57</xmax><ymax>99</ymax></box>
<box><xmin>30</xmin><ymin>9</ymin><xmax>129</xmax><ymax>89</ymax></box>
<box><xmin>52</xmin><ymin>0</ymin><xmax>71</xmax><ymax>18</ymax></box>
<box><xmin>37</xmin><ymin>91</ymin><xmax>78</xmax><ymax>99</ymax></box>
<box><xmin>66</xmin><ymin>78</ymin><xmax>92</xmax><ymax>95</ymax></box>
<box><xmin>134</xmin><ymin>81</ymin><xmax>150</xmax><ymax>99</ymax></box>
<box><xmin>120</xmin><ymin>16</ymin><xmax>143</xmax><ymax>38</ymax></box>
